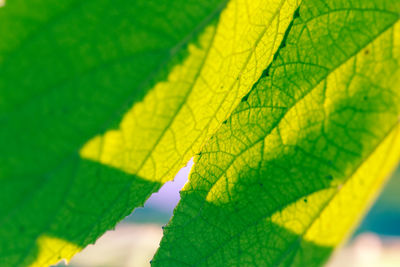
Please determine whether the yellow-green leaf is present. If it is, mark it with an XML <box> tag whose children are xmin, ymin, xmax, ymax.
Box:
<box><xmin>154</xmin><ymin>0</ymin><xmax>400</xmax><ymax>266</ymax></box>
<box><xmin>0</xmin><ymin>0</ymin><xmax>300</xmax><ymax>265</ymax></box>
<box><xmin>0</xmin><ymin>0</ymin><xmax>227</xmax><ymax>265</ymax></box>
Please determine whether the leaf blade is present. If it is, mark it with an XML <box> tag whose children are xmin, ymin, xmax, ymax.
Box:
<box><xmin>0</xmin><ymin>0</ymin><xmax>300</xmax><ymax>265</ymax></box>
<box><xmin>154</xmin><ymin>0</ymin><xmax>400</xmax><ymax>266</ymax></box>
<box><xmin>0</xmin><ymin>0</ymin><xmax>227</xmax><ymax>265</ymax></box>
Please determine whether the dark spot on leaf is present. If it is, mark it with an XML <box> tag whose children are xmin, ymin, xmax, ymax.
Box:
<box><xmin>279</xmin><ymin>40</ymin><xmax>286</xmax><ymax>49</ymax></box>
<box><xmin>364</xmin><ymin>49</ymin><xmax>369</xmax><ymax>55</ymax></box>
<box><xmin>222</xmin><ymin>120</ymin><xmax>227</xmax><ymax>124</ymax></box>
<box><xmin>304</xmin><ymin>198</ymin><xmax>307</xmax><ymax>203</ymax></box>
<box><xmin>293</xmin><ymin>8</ymin><xmax>300</xmax><ymax>19</ymax></box>
<box><xmin>262</xmin><ymin>67</ymin><xmax>270</xmax><ymax>77</ymax></box>
<box><xmin>363</xmin><ymin>95</ymin><xmax>368</xmax><ymax>101</ymax></box>
<box><xmin>259</xmin><ymin>183</ymin><xmax>263</xmax><ymax>187</ymax></box>
<box><xmin>241</xmin><ymin>93</ymin><xmax>250</xmax><ymax>102</ymax></box>
<box><xmin>326</xmin><ymin>174</ymin><xmax>333</xmax><ymax>180</ymax></box>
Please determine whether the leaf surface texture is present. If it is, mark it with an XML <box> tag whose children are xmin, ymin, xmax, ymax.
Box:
<box><xmin>0</xmin><ymin>0</ymin><xmax>300</xmax><ymax>265</ymax></box>
<box><xmin>154</xmin><ymin>0</ymin><xmax>400</xmax><ymax>266</ymax></box>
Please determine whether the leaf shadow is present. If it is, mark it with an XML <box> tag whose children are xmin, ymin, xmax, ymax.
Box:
<box><xmin>0</xmin><ymin>158</ymin><xmax>161</xmax><ymax>266</ymax></box>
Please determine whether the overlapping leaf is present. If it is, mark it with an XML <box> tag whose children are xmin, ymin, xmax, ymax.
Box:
<box><xmin>154</xmin><ymin>0</ymin><xmax>400</xmax><ymax>266</ymax></box>
<box><xmin>0</xmin><ymin>0</ymin><xmax>301</xmax><ymax>265</ymax></box>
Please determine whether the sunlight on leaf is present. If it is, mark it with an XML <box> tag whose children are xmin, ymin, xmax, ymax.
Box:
<box><xmin>154</xmin><ymin>0</ymin><xmax>400</xmax><ymax>266</ymax></box>
<box><xmin>80</xmin><ymin>0</ymin><xmax>301</xmax><ymax>185</ymax></box>
<box><xmin>303</xmin><ymin>126</ymin><xmax>400</xmax><ymax>247</ymax></box>
<box><xmin>0</xmin><ymin>0</ymin><xmax>227</xmax><ymax>265</ymax></box>
<box><xmin>0</xmin><ymin>0</ymin><xmax>300</xmax><ymax>265</ymax></box>
<box><xmin>29</xmin><ymin>236</ymin><xmax>81</xmax><ymax>267</ymax></box>
<box><xmin>1</xmin><ymin>0</ymin><xmax>399</xmax><ymax>265</ymax></box>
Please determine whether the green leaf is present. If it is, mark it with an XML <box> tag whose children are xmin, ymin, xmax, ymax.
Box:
<box><xmin>154</xmin><ymin>0</ymin><xmax>400</xmax><ymax>266</ymax></box>
<box><xmin>0</xmin><ymin>0</ymin><xmax>300</xmax><ymax>265</ymax></box>
<box><xmin>0</xmin><ymin>0</ymin><xmax>226</xmax><ymax>265</ymax></box>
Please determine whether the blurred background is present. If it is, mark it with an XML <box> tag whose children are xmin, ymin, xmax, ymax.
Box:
<box><xmin>56</xmin><ymin>162</ymin><xmax>400</xmax><ymax>267</ymax></box>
